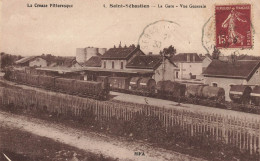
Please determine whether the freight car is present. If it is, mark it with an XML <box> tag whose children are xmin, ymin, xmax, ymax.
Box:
<box><xmin>104</xmin><ymin>76</ymin><xmax>156</xmax><ymax>96</ymax></box>
<box><xmin>6</xmin><ymin>70</ymin><xmax>110</xmax><ymax>100</ymax></box>
<box><xmin>108</xmin><ymin>77</ymin><xmax>130</xmax><ymax>92</ymax></box>
<box><xmin>26</xmin><ymin>74</ymin><xmax>39</xmax><ymax>87</ymax></box>
<box><xmin>185</xmin><ymin>85</ymin><xmax>225</xmax><ymax>102</ymax></box>
<box><xmin>39</xmin><ymin>75</ymin><xmax>56</xmax><ymax>89</ymax></box>
<box><xmin>251</xmin><ymin>86</ymin><xmax>260</xmax><ymax>106</ymax></box>
<box><xmin>156</xmin><ymin>80</ymin><xmax>186</xmax><ymax>100</ymax></box>
<box><xmin>229</xmin><ymin>85</ymin><xmax>252</xmax><ymax>104</ymax></box>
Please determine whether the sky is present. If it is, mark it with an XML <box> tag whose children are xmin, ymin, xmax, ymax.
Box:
<box><xmin>0</xmin><ymin>0</ymin><xmax>260</xmax><ymax>57</ymax></box>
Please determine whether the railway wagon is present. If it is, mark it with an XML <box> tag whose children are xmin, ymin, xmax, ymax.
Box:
<box><xmin>26</xmin><ymin>74</ymin><xmax>39</xmax><ymax>87</ymax></box>
<box><xmin>156</xmin><ymin>80</ymin><xmax>186</xmax><ymax>99</ymax></box>
<box><xmin>55</xmin><ymin>78</ymin><xmax>75</xmax><ymax>94</ymax></box>
<box><xmin>156</xmin><ymin>80</ymin><xmax>173</xmax><ymax>96</ymax></box>
<box><xmin>137</xmin><ymin>78</ymin><xmax>156</xmax><ymax>96</ymax></box>
<box><xmin>172</xmin><ymin>82</ymin><xmax>186</xmax><ymax>99</ymax></box>
<box><xmin>8</xmin><ymin>70</ymin><xmax>18</xmax><ymax>82</ymax></box>
<box><xmin>16</xmin><ymin>72</ymin><xmax>27</xmax><ymax>84</ymax></box>
<box><xmin>108</xmin><ymin>77</ymin><xmax>130</xmax><ymax>91</ymax></box>
<box><xmin>74</xmin><ymin>80</ymin><xmax>106</xmax><ymax>98</ymax></box>
<box><xmin>251</xmin><ymin>86</ymin><xmax>260</xmax><ymax>106</ymax></box>
<box><xmin>201</xmin><ymin>86</ymin><xmax>225</xmax><ymax>101</ymax></box>
<box><xmin>97</xmin><ymin>76</ymin><xmax>110</xmax><ymax>90</ymax></box>
<box><xmin>38</xmin><ymin>75</ymin><xmax>56</xmax><ymax>89</ymax></box>
<box><xmin>229</xmin><ymin>85</ymin><xmax>252</xmax><ymax>104</ymax></box>
<box><xmin>185</xmin><ymin>84</ymin><xmax>204</xmax><ymax>98</ymax></box>
<box><xmin>185</xmin><ymin>84</ymin><xmax>225</xmax><ymax>101</ymax></box>
<box><xmin>129</xmin><ymin>77</ymin><xmax>142</xmax><ymax>90</ymax></box>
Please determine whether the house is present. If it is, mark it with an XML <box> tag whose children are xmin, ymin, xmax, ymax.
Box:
<box><xmin>126</xmin><ymin>54</ymin><xmax>177</xmax><ymax>82</ymax></box>
<box><xmin>16</xmin><ymin>56</ymin><xmax>47</xmax><ymax>67</ymax></box>
<box><xmin>203</xmin><ymin>60</ymin><xmax>260</xmax><ymax>101</ymax></box>
<box><xmin>62</xmin><ymin>58</ymin><xmax>82</xmax><ymax>68</ymax></box>
<box><xmin>202</xmin><ymin>55</ymin><xmax>212</xmax><ymax>72</ymax></box>
<box><xmin>84</xmin><ymin>56</ymin><xmax>101</xmax><ymax>67</ymax></box>
<box><xmin>101</xmin><ymin>44</ymin><xmax>145</xmax><ymax>70</ymax></box>
<box><xmin>170</xmin><ymin>53</ymin><xmax>202</xmax><ymax>80</ymax></box>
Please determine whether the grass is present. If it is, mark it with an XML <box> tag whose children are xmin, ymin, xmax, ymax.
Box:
<box><xmin>0</xmin><ymin>125</ymin><xmax>116</xmax><ymax>161</ymax></box>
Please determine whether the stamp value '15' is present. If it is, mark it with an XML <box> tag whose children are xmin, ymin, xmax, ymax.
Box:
<box><xmin>215</xmin><ymin>4</ymin><xmax>252</xmax><ymax>49</ymax></box>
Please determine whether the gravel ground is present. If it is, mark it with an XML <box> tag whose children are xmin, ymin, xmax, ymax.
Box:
<box><xmin>0</xmin><ymin>111</ymin><xmax>206</xmax><ymax>161</ymax></box>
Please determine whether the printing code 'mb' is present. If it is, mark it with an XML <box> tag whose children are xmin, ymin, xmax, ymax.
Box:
<box><xmin>134</xmin><ymin>151</ymin><xmax>145</xmax><ymax>156</ymax></box>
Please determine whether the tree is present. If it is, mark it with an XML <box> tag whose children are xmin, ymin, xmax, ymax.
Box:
<box><xmin>159</xmin><ymin>45</ymin><xmax>176</xmax><ymax>59</ymax></box>
<box><xmin>212</xmin><ymin>46</ymin><xmax>221</xmax><ymax>60</ymax></box>
<box><xmin>159</xmin><ymin>46</ymin><xmax>177</xmax><ymax>81</ymax></box>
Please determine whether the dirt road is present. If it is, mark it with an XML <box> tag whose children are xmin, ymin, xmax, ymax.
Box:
<box><xmin>0</xmin><ymin>111</ymin><xmax>206</xmax><ymax>161</ymax></box>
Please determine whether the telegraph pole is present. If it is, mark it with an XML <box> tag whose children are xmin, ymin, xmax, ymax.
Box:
<box><xmin>162</xmin><ymin>51</ymin><xmax>165</xmax><ymax>81</ymax></box>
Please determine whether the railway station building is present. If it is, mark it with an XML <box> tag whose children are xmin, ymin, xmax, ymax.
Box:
<box><xmin>203</xmin><ymin>60</ymin><xmax>260</xmax><ymax>101</ymax></box>
<box><xmin>101</xmin><ymin>44</ymin><xmax>145</xmax><ymax>70</ymax></box>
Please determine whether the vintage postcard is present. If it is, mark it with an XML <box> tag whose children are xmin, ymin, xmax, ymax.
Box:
<box><xmin>0</xmin><ymin>0</ymin><xmax>260</xmax><ymax>161</ymax></box>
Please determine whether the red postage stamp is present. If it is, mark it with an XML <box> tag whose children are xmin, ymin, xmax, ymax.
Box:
<box><xmin>215</xmin><ymin>4</ymin><xmax>252</xmax><ymax>49</ymax></box>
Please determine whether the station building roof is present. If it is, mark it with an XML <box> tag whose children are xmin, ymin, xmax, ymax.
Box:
<box><xmin>203</xmin><ymin>60</ymin><xmax>260</xmax><ymax>80</ymax></box>
<box><xmin>101</xmin><ymin>45</ymin><xmax>144</xmax><ymax>60</ymax></box>
<box><xmin>126</xmin><ymin>55</ymin><xmax>176</xmax><ymax>70</ymax></box>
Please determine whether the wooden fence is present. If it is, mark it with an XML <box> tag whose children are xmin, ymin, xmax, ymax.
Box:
<box><xmin>0</xmin><ymin>86</ymin><xmax>260</xmax><ymax>155</ymax></box>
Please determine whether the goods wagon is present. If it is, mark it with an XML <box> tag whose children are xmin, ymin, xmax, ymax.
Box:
<box><xmin>129</xmin><ymin>77</ymin><xmax>142</xmax><ymax>90</ymax></box>
<box><xmin>186</xmin><ymin>85</ymin><xmax>225</xmax><ymax>101</ymax></box>
<box><xmin>26</xmin><ymin>74</ymin><xmax>39</xmax><ymax>86</ymax></box>
<box><xmin>16</xmin><ymin>72</ymin><xmax>27</xmax><ymax>84</ymax></box>
<box><xmin>156</xmin><ymin>80</ymin><xmax>186</xmax><ymax>99</ymax></box>
<box><xmin>185</xmin><ymin>84</ymin><xmax>204</xmax><ymax>98</ymax></box>
<box><xmin>108</xmin><ymin>77</ymin><xmax>130</xmax><ymax>91</ymax></box>
<box><xmin>55</xmin><ymin>78</ymin><xmax>75</xmax><ymax>94</ymax></box>
<box><xmin>229</xmin><ymin>85</ymin><xmax>252</xmax><ymax>104</ymax></box>
<box><xmin>5</xmin><ymin>70</ymin><xmax>110</xmax><ymax>100</ymax></box>
<box><xmin>138</xmin><ymin>78</ymin><xmax>156</xmax><ymax>95</ymax></box>
<box><xmin>201</xmin><ymin>86</ymin><xmax>225</xmax><ymax>101</ymax></box>
<box><xmin>172</xmin><ymin>82</ymin><xmax>186</xmax><ymax>99</ymax></box>
<box><xmin>39</xmin><ymin>75</ymin><xmax>56</xmax><ymax>89</ymax></box>
<box><xmin>97</xmin><ymin>76</ymin><xmax>110</xmax><ymax>90</ymax></box>
<box><xmin>8</xmin><ymin>70</ymin><xmax>17</xmax><ymax>82</ymax></box>
<box><xmin>251</xmin><ymin>86</ymin><xmax>260</xmax><ymax>106</ymax></box>
<box><xmin>156</xmin><ymin>80</ymin><xmax>173</xmax><ymax>96</ymax></box>
<box><xmin>74</xmin><ymin>80</ymin><xmax>105</xmax><ymax>98</ymax></box>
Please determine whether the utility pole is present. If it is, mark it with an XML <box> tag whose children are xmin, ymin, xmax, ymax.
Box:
<box><xmin>162</xmin><ymin>51</ymin><xmax>165</xmax><ymax>81</ymax></box>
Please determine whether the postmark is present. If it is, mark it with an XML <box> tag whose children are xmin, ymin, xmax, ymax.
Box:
<box><xmin>215</xmin><ymin>4</ymin><xmax>252</xmax><ymax>49</ymax></box>
<box><xmin>138</xmin><ymin>20</ymin><xmax>180</xmax><ymax>54</ymax></box>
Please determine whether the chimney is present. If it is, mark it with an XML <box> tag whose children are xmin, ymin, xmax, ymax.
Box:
<box><xmin>137</xmin><ymin>44</ymin><xmax>140</xmax><ymax>49</ymax></box>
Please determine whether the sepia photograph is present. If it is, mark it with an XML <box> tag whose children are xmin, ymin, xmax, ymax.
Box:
<box><xmin>0</xmin><ymin>0</ymin><xmax>260</xmax><ymax>160</ymax></box>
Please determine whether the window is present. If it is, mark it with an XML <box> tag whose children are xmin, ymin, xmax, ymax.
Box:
<box><xmin>112</xmin><ymin>61</ymin><xmax>114</xmax><ymax>69</ymax></box>
<box><xmin>104</xmin><ymin>61</ymin><xmax>106</xmax><ymax>68</ymax></box>
<box><xmin>121</xmin><ymin>62</ymin><xmax>123</xmax><ymax>69</ymax></box>
<box><xmin>256</xmin><ymin>70</ymin><xmax>259</xmax><ymax>75</ymax></box>
<box><xmin>212</xmin><ymin>82</ymin><xmax>218</xmax><ymax>87</ymax></box>
<box><xmin>176</xmin><ymin>72</ymin><xmax>179</xmax><ymax>79</ymax></box>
